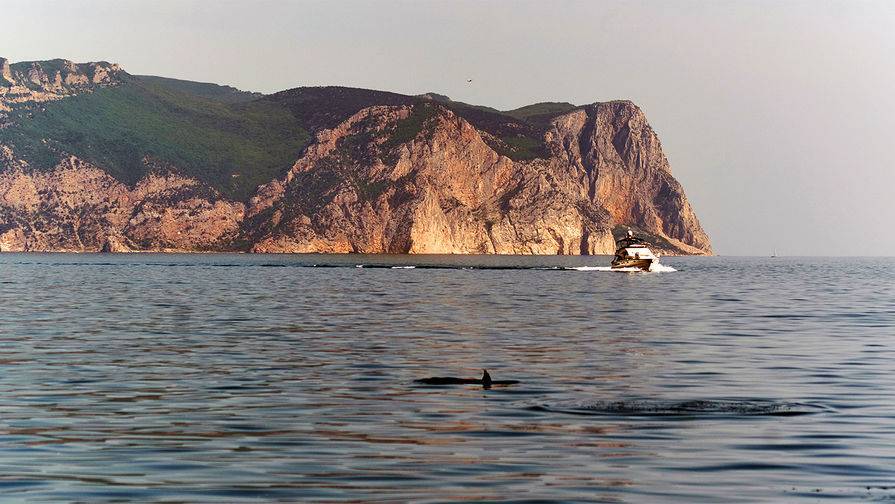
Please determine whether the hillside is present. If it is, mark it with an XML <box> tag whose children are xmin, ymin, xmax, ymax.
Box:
<box><xmin>0</xmin><ymin>57</ymin><xmax>711</xmax><ymax>255</ymax></box>
<box><xmin>0</xmin><ymin>64</ymin><xmax>309</xmax><ymax>201</ymax></box>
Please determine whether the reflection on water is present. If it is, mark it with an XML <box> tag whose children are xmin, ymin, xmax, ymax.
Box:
<box><xmin>0</xmin><ymin>254</ymin><xmax>893</xmax><ymax>501</ymax></box>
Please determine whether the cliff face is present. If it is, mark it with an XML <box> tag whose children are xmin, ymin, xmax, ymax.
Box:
<box><xmin>244</xmin><ymin>101</ymin><xmax>710</xmax><ymax>255</ymax></box>
<box><xmin>0</xmin><ymin>151</ymin><xmax>243</xmax><ymax>252</ymax></box>
<box><xmin>547</xmin><ymin>103</ymin><xmax>711</xmax><ymax>253</ymax></box>
<box><xmin>245</xmin><ymin>105</ymin><xmax>616</xmax><ymax>254</ymax></box>
<box><xmin>0</xmin><ymin>58</ymin><xmax>711</xmax><ymax>255</ymax></box>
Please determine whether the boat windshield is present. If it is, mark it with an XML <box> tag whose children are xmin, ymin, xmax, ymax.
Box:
<box><xmin>616</xmin><ymin>237</ymin><xmax>647</xmax><ymax>248</ymax></box>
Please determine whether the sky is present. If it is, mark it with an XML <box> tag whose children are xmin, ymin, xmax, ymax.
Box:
<box><xmin>2</xmin><ymin>0</ymin><xmax>894</xmax><ymax>256</ymax></box>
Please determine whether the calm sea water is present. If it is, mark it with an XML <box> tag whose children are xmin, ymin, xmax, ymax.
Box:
<box><xmin>0</xmin><ymin>254</ymin><xmax>893</xmax><ymax>502</ymax></box>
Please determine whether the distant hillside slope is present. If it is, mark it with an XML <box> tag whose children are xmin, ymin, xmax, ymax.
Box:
<box><xmin>266</xmin><ymin>86</ymin><xmax>550</xmax><ymax>160</ymax></box>
<box><xmin>1</xmin><ymin>72</ymin><xmax>309</xmax><ymax>200</ymax></box>
<box><xmin>0</xmin><ymin>57</ymin><xmax>711</xmax><ymax>255</ymax></box>
<box><xmin>134</xmin><ymin>75</ymin><xmax>263</xmax><ymax>104</ymax></box>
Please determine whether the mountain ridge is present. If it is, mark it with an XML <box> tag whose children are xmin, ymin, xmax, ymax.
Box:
<box><xmin>0</xmin><ymin>58</ymin><xmax>711</xmax><ymax>255</ymax></box>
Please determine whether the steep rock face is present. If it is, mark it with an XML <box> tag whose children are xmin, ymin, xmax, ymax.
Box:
<box><xmin>0</xmin><ymin>153</ymin><xmax>243</xmax><ymax>252</ymax></box>
<box><xmin>246</xmin><ymin>105</ymin><xmax>616</xmax><ymax>254</ymax></box>
<box><xmin>547</xmin><ymin>102</ymin><xmax>712</xmax><ymax>253</ymax></box>
<box><xmin>243</xmin><ymin>102</ymin><xmax>709</xmax><ymax>255</ymax></box>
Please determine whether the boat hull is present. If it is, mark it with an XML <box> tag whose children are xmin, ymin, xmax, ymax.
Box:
<box><xmin>610</xmin><ymin>258</ymin><xmax>654</xmax><ymax>271</ymax></box>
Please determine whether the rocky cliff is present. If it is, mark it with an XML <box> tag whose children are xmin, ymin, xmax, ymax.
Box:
<box><xmin>0</xmin><ymin>58</ymin><xmax>124</xmax><ymax>120</ymax></box>
<box><xmin>0</xmin><ymin>58</ymin><xmax>711</xmax><ymax>255</ymax></box>
<box><xmin>0</xmin><ymin>149</ymin><xmax>243</xmax><ymax>252</ymax></box>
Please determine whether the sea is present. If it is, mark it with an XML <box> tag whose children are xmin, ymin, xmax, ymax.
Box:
<box><xmin>0</xmin><ymin>253</ymin><xmax>893</xmax><ymax>502</ymax></box>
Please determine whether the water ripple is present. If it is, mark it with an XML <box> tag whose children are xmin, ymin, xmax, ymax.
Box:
<box><xmin>0</xmin><ymin>254</ymin><xmax>893</xmax><ymax>501</ymax></box>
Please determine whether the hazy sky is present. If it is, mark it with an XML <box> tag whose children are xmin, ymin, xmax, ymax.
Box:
<box><xmin>3</xmin><ymin>0</ymin><xmax>894</xmax><ymax>255</ymax></box>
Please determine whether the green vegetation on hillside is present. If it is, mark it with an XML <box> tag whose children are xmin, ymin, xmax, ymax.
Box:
<box><xmin>269</xmin><ymin>87</ymin><xmax>572</xmax><ymax>162</ymax></box>
<box><xmin>1</xmin><ymin>77</ymin><xmax>309</xmax><ymax>200</ymax></box>
<box><xmin>1</xmin><ymin>72</ymin><xmax>592</xmax><ymax>199</ymax></box>
<box><xmin>135</xmin><ymin>75</ymin><xmax>261</xmax><ymax>104</ymax></box>
<box><xmin>386</xmin><ymin>102</ymin><xmax>438</xmax><ymax>147</ymax></box>
<box><xmin>434</xmin><ymin>102</ymin><xmax>548</xmax><ymax>160</ymax></box>
<box><xmin>503</xmin><ymin>102</ymin><xmax>577</xmax><ymax>120</ymax></box>
<box><xmin>266</xmin><ymin>86</ymin><xmax>415</xmax><ymax>133</ymax></box>
<box><xmin>495</xmin><ymin>135</ymin><xmax>544</xmax><ymax>161</ymax></box>
<box><xmin>503</xmin><ymin>102</ymin><xmax>580</xmax><ymax>135</ymax></box>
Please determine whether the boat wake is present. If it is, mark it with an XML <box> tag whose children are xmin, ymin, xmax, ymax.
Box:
<box><xmin>533</xmin><ymin>399</ymin><xmax>825</xmax><ymax>417</ymax></box>
<box><xmin>343</xmin><ymin>264</ymin><xmax>678</xmax><ymax>272</ymax></box>
<box><xmin>569</xmin><ymin>264</ymin><xmax>677</xmax><ymax>273</ymax></box>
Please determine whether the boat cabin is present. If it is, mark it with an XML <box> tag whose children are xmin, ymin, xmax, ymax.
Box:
<box><xmin>618</xmin><ymin>245</ymin><xmax>657</xmax><ymax>260</ymax></box>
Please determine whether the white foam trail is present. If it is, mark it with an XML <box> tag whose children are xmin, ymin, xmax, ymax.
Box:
<box><xmin>569</xmin><ymin>264</ymin><xmax>677</xmax><ymax>273</ymax></box>
<box><xmin>391</xmin><ymin>266</ymin><xmax>416</xmax><ymax>269</ymax></box>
